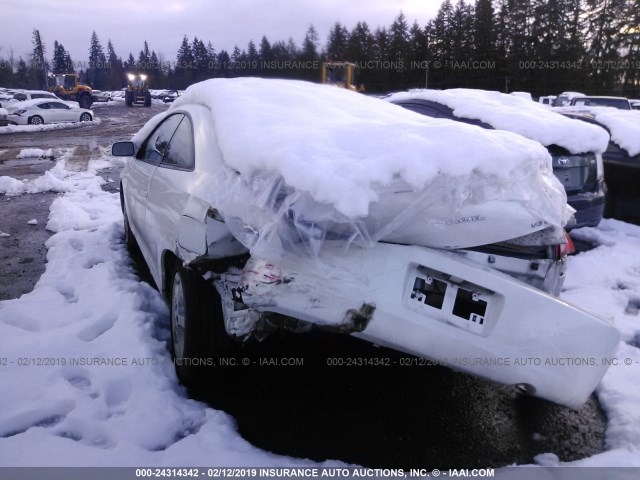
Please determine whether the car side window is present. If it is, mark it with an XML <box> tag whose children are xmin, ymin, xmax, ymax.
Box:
<box><xmin>138</xmin><ymin>114</ymin><xmax>184</xmax><ymax>165</ymax></box>
<box><xmin>401</xmin><ymin>103</ymin><xmax>440</xmax><ymax>118</ymax></box>
<box><xmin>50</xmin><ymin>102</ymin><xmax>70</xmax><ymax>109</ymax></box>
<box><xmin>163</xmin><ymin>116</ymin><xmax>195</xmax><ymax>169</ymax></box>
<box><xmin>37</xmin><ymin>103</ymin><xmax>51</xmax><ymax>109</ymax></box>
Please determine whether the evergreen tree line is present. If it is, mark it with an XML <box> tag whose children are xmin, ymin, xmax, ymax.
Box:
<box><xmin>1</xmin><ymin>0</ymin><xmax>639</xmax><ymax>96</ymax></box>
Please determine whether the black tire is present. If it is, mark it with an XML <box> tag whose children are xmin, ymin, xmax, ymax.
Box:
<box><xmin>125</xmin><ymin>91</ymin><xmax>133</xmax><ymax>107</ymax></box>
<box><xmin>78</xmin><ymin>94</ymin><xmax>92</xmax><ymax>109</ymax></box>
<box><xmin>80</xmin><ymin>112</ymin><xmax>92</xmax><ymax>122</ymax></box>
<box><xmin>169</xmin><ymin>263</ymin><xmax>234</xmax><ymax>386</ymax></box>
<box><xmin>144</xmin><ymin>93</ymin><xmax>151</xmax><ymax>107</ymax></box>
<box><xmin>122</xmin><ymin>205</ymin><xmax>139</xmax><ymax>252</ymax></box>
<box><xmin>28</xmin><ymin>115</ymin><xmax>44</xmax><ymax>125</ymax></box>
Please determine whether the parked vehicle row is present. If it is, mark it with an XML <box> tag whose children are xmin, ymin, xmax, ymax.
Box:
<box><xmin>113</xmin><ymin>78</ymin><xmax>619</xmax><ymax>409</ymax></box>
<box><xmin>0</xmin><ymin>89</ymin><xmax>60</xmax><ymax>108</ymax></box>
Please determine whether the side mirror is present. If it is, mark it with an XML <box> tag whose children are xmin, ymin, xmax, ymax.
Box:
<box><xmin>112</xmin><ymin>141</ymin><xmax>135</xmax><ymax>157</ymax></box>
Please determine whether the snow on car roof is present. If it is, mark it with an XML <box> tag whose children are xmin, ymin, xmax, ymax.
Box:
<box><xmin>556</xmin><ymin>106</ymin><xmax>640</xmax><ymax>156</ymax></box>
<box><xmin>8</xmin><ymin>98</ymin><xmax>77</xmax><ymax>110</ymax></box>
<box><xmin>385</xmin><ymin>89</ymin><xmax>610</xmax><ymax>155</ymax></box>
<box><xmin>14</xmin><ymin>89</ymin><xmax>55</xmax><ymax>95</ymax></box>
<box><xmin>163</xmin><ymin>78</ymin><xmax>560</xmax><ymax>220</ymax></box>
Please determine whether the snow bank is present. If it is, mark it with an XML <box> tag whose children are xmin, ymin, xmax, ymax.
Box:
<box><xmin>0</xmin><ymin>151</ymin><xmax>103</xmax><ymax>196</ymax></box>
<box><xmin>555</xmin><ymin>106</ymin><xmax>640</xmax><ymax>156</ymax></box>
<box><xmin>559</xmin><ymin>219</ymin><xmax>640</xmax><ymax>465</ymax></box>
<box><xmin>0</xmin><ymin>117</ymin><xmax>101</xmax><ymax>134</ymax></box>
<box><xmin>386</xmin><ymin>89</ymin><xmax>610</xmax><ymax>154</ymax></box>
<box><xmin>17</xmin><ymin>148</ymin><xmax>52</xmax><ymax>158</ymax></box>
<box><xmin>0</xmin><ymin>153</ymin><xmax>319</xmax><ymax>467</ymax></box>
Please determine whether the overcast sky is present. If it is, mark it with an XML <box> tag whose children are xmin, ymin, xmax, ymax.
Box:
<box><xmin>0</xmin><ymin>0</ymin><xmax>443</xmax><ymax>64</ymax></box>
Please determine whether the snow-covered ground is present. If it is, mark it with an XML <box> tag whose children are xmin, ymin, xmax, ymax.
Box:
<box><xmin>0</xmin><ymin>149</ymin><xmax>640</xmax><ymax>469</ymax></box>
<box><xmin>0</xmin><ymin>117</ymin><xmax>102</xmax><ymax>135</ymax></box>
<box><xmin>0</xmin><ymin>149</ymin><xmax>317</xmax><ymax>466</ymax></box>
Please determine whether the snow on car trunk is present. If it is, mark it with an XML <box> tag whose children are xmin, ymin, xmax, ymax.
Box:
<box><xmin>140</xmin><ymin>79</ymin><xmax>574</xmax><ymax>259</ymax></box>
<box><xmin>555</xmin><ymin>106</ymin><xmax>640</xmax><ymax>157</ymax></box>
<box><xmin>386</xmin><ymin>89</ymin><xmax>610</xmax><ymax>155</ymax></box>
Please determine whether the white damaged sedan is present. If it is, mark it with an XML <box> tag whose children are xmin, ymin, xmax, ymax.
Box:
<box><xmin>7</xmin><ymin>98</ymin><xmax>93</xmax><ymax>125</ymax></box>
<box><xmin>113</xmin><ymin>78</ymin><xmax>619</xmax><ymax>408</ymax></box>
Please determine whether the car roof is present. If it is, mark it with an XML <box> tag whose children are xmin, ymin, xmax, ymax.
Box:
<box><xmin>15</xmin><ymin>90</ymin><xmax>56</xmax><ymax>96</ymax></box>
<box><xmin>558</xmin><ymin>91</ymin><xmax>585</xmax><ymax>98</ymax></box>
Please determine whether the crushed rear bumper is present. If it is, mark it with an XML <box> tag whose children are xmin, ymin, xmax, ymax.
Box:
<box><xmin>235</xmin><ymin>243</ymin><xmax>619</xmax><ymax>408</ymax></box>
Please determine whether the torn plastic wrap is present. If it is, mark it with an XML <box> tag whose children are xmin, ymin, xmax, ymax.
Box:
<box><xmin>151</xmin><ymin>79</ymin><xmax>575</xmax><ymax>265</ymax></box>
<box><xmin>215</xmin><ymin>158</ymin><xmax>572</xmax><ymax>265</ymax></box>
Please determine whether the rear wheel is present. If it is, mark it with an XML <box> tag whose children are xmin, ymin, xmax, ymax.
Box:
<box><xmin>169</xmin><ymin>263</ymin><xmax>235</xmax><ymax>386</ymax></box>
<box><xmin>28</xmin><ymin>115</ymin><xmax>44</xmax><ymax>125</ymax></box>
<box><xmin>144</xmin><ymin>92</ymin><xmax>151</xmax><ymax>107</ymax></box>
<box><xmin>80</xmin><ymin>112</ymin><xmax>92</xmax><ymax>122</ymax></box>
<box><xmin>122</xmin><ymin>205</ymin><xmax>138</xmax><ymax>252</ymax></box>
<box><xmin>125</xmin><ymin>91</ymin><xmax>133</xmax><ymax>107</ymax></box>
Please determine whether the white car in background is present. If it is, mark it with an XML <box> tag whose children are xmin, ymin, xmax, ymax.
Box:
<box><xmin>12</xmin><ymin>90</ymin><xmax>60</xmax><ymax>102</ymax></box>
<box><xmin>538</xmin><ymin>95</ymin><xmax>557</xmax><ymax>106</ymax></box>
<box><xmin>0</xmin><ymin>93</ymin><xmax>13</xmax><ymax>108</ymax></box>
<box><xmin>112</xmin><ymin>78</ymin><xmax>619</xmax><ymax>409</ymax></box>
<box><xmin>553</xmin><ymin>91</ymin><xmax>586</xmax><ymax>106</ymax></box>
<box><xmin>91</xmin><ymin>90</ymin><xmax>112</xmax><ymax>103</ymax></box>
<box><xmin>7</xmin><ymin>98</ymin><xmax>93</xmax><ymax>125</ymax></box>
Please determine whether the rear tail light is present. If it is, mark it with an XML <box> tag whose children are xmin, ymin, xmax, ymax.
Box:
<box><xmin>555</xmin><ymin>230</ymin><xmax>575</xmax><ymax>259</ymax></box>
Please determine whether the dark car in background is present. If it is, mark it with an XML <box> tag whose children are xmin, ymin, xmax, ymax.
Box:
<box><xmin>389</xmin><ymin>97</ymin><xmax>606</xmax><ymax>229</ymax></box>
<box><xmin>562</xmin><ymin>110</ymin><xmax>640</xmax><ymax>223</ymax></box>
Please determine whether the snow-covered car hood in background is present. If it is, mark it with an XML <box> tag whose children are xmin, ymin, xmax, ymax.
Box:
<box><xmin>555</xmin><ymin>106</ymin><xmax>640</xmax><ymax>156</ymax></box>
<box><xmin>132</xmin><ymin>78</ymin><xmax>573</xmax><ymax>260</ymax></box>
<box><xmin>386</xmin><ymin>89</ymin><xmax>610</xmax><ymax>155</ymax></box>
